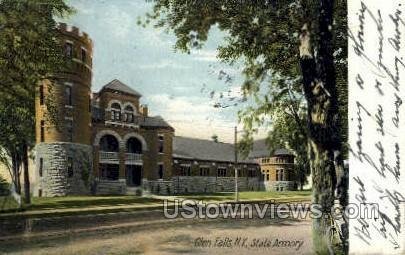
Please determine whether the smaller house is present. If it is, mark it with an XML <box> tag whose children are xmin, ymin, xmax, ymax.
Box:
<box><xmin>171</xmin><ymin>137</ymin><xmax>262</xmax><ymax>193</ymax></box>
<box><xmin>249</xmin><ymin>139</ymin><xmax>297</xmax><ymax>191</ymax></box>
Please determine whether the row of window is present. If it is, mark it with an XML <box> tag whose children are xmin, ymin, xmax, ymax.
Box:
<box><xmin>39</xmin><ymin>84</ymin><xmax>92</xmax><ymax>110</ymax></box>
<box><xmin>64</xmin><ymin>42</ymin><xmax>87</xmax><ymax>63</ymax></box>
<box><xmin>264</xmin><ymin>169</ymin><xmax>285</xmax><ymax>181</ymax></box>
<box><xmin>110</xmin><ymin>103</ymin><xmax>137</xmax><ymax>123</ymax></box>
<box><xmin>100</xmin><ymin>164</ymin><xmax>164</xmax><ymax>181</ymax></box>
<box><xmin>98</xmin><ymin>134</ymin><xmax>164</xmax><ymax>154</ymax></box>
<box><xmin>178</xmin><ymin>165</ymin><xmax>258</xmax><ymax>177</ymax></box>
<box><xmin>261</xmin><ymin>157</ymin><xmax>288</xmax><ymax>164</ymax></box>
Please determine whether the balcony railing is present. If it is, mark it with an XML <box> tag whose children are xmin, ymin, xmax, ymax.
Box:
<box><xmin>125</xmin><ymin>153</ymin><xmax>142</xmax><ymax>164</ymax></box>
<box><xmin>99</xmin><ymin>151</ymin><xmax>119</xmax><ymax>163</ymax></box>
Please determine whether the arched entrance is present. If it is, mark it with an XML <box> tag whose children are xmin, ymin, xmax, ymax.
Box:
<box><xmin>125</xmin><ymin>137</ymin><xmax>143</xmax><ymax>186</ymax></box>
<box><xmin>100</xmin><ymin>134</ymin><xmax>119</xmax><ymax>152</ymax></box>
<box><xmin>99</xmin><ymin>134</ymin><xmax>120</xmax><ymax>180</ymax></box>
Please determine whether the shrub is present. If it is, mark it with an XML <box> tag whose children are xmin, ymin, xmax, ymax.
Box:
<box><xmin>0</xmin><ymin>174</ymin><xmax>9</xmax><ymax>196</ymax></box>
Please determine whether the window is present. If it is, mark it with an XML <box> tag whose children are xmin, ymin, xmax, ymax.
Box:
<box><xmin>276</xmin><ymin>169</ymin><xmax>284</xmax><ymax>181</ymax></box>
<box><xmin>66</xmin><ymin>120</ymin><xmax>73</xmax><ymax>142</ymax></box>
<box><xmin>124</xmin><ymin>105</ymin><xmax>134</xmax><ymax>122</ymax></box>
<box><xmin>39</xmin><ymin>85</ymin><xmax>44</xmax><ymax>105</ymax></box>
<box><xmin>39</xmin><ymin>158</ymin><xmax>43</xmax><ymax>177</ymax></box>
<box><xmin>38</xmin><ymin>189</ymin><xmax>42</xmax><ymax>197</ymax></box>
<box><xmin>158</xmin><ymin>164</ymin><xmax>164</xmax><ymax>179</ymax></box>
<box><xmin>110</xmin><ymin>103</ymin><xmax>121</xmax><ymax>121</ymax></box>
<box><xmin>266</xmin><ymin>174</ymin><xmax>270</xmax><ymax>181</ymax></box>
<box><xmin>248</xmin><ymin>169</ymin><xmax>256</xmax><ymax>177</ymax></box>
<box><xmin>65</xmin><ymin>42</ymin><xmax>73</xmax><ymax>58</ymax></box>
<box><xmin>40</xmin><ymin>120</ymin><xmax>45</xmax><ymax>142</ymax></box>
<box><xmin>100</xmin><ymin>135</ymin><xmax>119</xmax><ymax>152</ymax></box>
<box><xmin>158</xmin><ymin>135</ymin><xmax>164</xmax><ymax>153</ymax></box>
<box><xmin>67</xmin><ymin>157</ymin><xmax>73</xmax><ymax>177</ymax></box>
<box><xmin>180</xmin><ymin>165</ymin><xmax>191</xmax><ymax>176</ymax></box>
<box><xmin>81</xmin><ymin>48</ymin><xmax>86</xmax><ymax>62</ymax></box>
<box><xmin>100</xmin><ymin>164</ymin><xmax>119</xmax><ymax>180</ymax></box>
<box><xmin>65</xmin><ymin>86</ymin><xmax>72</xmax><ymax>106</ymax></box>
<box><xmin>199</xmin><ymin>167</ymin><xmax>210</xmax><ymax>176</ymax></box>
<box><xmin>217</xmin><ymin>167</ymin><xmax>227</xmax><ymax>177</ymax></box>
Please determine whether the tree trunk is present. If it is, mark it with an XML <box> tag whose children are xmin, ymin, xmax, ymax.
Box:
<box><xmin>22</xmin><ymin>142</ymin><xmax>30</xmax><ymax>204</ymax></box>
<box><xmin>12</xmin><ymin>152</ymin><xmax>21</xmax><ymax>194</ymax></box>
<box><xmin>299</xmin><ymin>0</ymin><xmax>346</xmax><ymax>253</ymax></box>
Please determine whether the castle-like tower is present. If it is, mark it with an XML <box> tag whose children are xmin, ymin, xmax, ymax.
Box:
<box><xmin>34</xmin><ymin>23</ymin><xmax>93</xmax><ymax>196</ymax></box>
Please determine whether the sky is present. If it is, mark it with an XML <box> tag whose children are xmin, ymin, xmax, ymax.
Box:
<box><xmin>63</xmin><ymin>0</ymin><xmax>267</xmax><ymax>143</ymax></box>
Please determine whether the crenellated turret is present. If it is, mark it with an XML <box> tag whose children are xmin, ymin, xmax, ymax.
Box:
<box><xmin>34</xmin><ymin>23</ymin><xmax>94</xmax><ymax>197</ymax></box>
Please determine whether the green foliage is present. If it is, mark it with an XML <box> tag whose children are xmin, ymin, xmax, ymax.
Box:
<box><xmin>76</xmin><ymin>150</ymin><xmax>91</xmax><ymax>187</ymax></box>
<box><xmin>211</xmin><ymin>134</ymin><xmax>219</xmax><ymax>143</ymax></box>
<box><xmin>145</xmin><ymin>0</ymin><xmax>347</xmax><ymax>188</ymax></box>
<box><xmin>0</xmin><ymin>0</ymin><xmax>72</xmax><ymax>185</ymax></box>
<box><xmin>0</xmin><ymin>174</ymin><xmax>9</xmax><ymax>196</ymax></box>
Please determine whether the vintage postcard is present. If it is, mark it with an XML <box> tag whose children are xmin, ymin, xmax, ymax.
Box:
<box><xmin>0</xmin><ymin>0</ymin><xmax>403</xmax><ymax>254</ymax></box>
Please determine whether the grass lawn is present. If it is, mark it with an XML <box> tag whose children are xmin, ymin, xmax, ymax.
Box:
<box><xmin>0</xmin><ymin>196</ymin><xmax>20</xmax><ymax>212</ymax></box>
<box><xmin>0</xmin><ymin>190</ymin><xmax>311</xmax><ymax>218</ymax></box>
<box><xmin>29</xmin><ymin>196</ymin><xmax>162</xmax><ymax>211</ymax></box>
<box><xmin>0</xmin><ymin>195</ymin><xmax>163</xmax><ymax>216</ymax></box>
<box><xmin>171</xmin><ymin>190</ymin><xmax>312</xmax><ymax>202</ymax></box>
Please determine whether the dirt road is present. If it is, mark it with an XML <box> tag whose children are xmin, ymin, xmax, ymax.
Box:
<box><xmin>2</xmin><ymin>215</ymin><xmax>312</xmax><ymax>255</ymax></box>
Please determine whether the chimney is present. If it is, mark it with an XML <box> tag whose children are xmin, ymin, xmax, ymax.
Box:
<box><xmin>140</xmin><ymin>104</ymin><xmax>148</xmax><ymax>117</ymax></box>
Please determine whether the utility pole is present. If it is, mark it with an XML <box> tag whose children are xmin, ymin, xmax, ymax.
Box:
<box><xmin>234</xmin><ymin>126</ymin><xmax>239</xmax><ymax>202</ymax></box>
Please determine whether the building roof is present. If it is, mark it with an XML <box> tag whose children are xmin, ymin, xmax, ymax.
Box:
<box><xmin>248</xmin><ymin>139</ymin><xmax>293</xmax><ymax>158</ymax></box>
<box><xmin>173</xmin><ymin>136</ymin><xmax>255</xmax><ymax>164</ymax></box>
<box><xmin>248</xmin><ymin>139</ymin><xmax>269</xmax><ymax>158</ymax></box>
<box><xmin>101</xmin><ymin>79</ymin><xmax>142</xmax><ymax>97</ymax></box>
<box><xmin>273</xmin><ymin>148</ymin><xmax>292</xmax><ymax>156</ymax></box>
<box><xmin>138</xmin><ymin>115</ymin><xmax>173</xmax><ymax>130</ymax></box>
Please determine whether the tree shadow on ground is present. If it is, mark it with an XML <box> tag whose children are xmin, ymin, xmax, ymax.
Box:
<box><xmin>28</xmin><ymin>197</ymin><xmax>161</xmax><ymax>211</ymax></box>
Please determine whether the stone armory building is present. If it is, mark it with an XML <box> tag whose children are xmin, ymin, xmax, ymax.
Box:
<box><xmin>31</xmin><ymin>24</ymin><xmax>298</xmax><ymax>197</ymax></box>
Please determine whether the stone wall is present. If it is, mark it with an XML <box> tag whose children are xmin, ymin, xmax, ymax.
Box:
<box><xmin>172</xmin><ymin>176</ymin><xmax>261</xmax><ymax>194</ymax></box>
<box><xmin>142</xmin><ymin>179</ymin><xmax>174</xmax><ymax>195</ymax></box>
<box><xmin>264</xmin><ymin>181</ymin><xmax>296</xmax><ymax>191</ymax></box>
<box><xmin>35</xmin><ymin>143</ymin><xmax>93</xmax><ymax>197</ymax></box>
<box><xmin>95</xmin><ymin>179</ymin><xmax>126</xmax><ymax>195</ymax></box>
<box><xmin>94</xmin><ymin>176</ymin><xmax>263</xmax><ymax>195</ymax></box>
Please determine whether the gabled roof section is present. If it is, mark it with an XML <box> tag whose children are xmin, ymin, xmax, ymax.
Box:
<box><xmin>248</xmin><ymin>139</ymin><xmax>293</xmax><ymax>158</ymax></box>
<box><xmin>173</xmin><ymin>136</ymin><xmax>256</xmax><ymax>164</ymax></box>
<box><xmin>100</xmin><ymin>79</ymin><xmax>142</xmax><ymax>97</ymax></box>
<box><xmin>248</xmin><ymin>139</ymin><xmax>270</xmax><ymax>158</ymax></box>
<box><xmin>139</xmin><ymin>115</ymin><xmax>174</xmax><ymax>130</ymax></box>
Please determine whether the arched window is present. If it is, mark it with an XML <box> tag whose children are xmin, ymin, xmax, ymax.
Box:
<box><xmin>126</xmin><ymin>137</ymin><xmax>142</xmax><ymax>154</ymax></box>
<box><xmin>124</xmin><ymin>105</ymin><xmax>134</xmax><ymax>123</ymax></box>
<box><xmin>99</xmin><ymin>135</ymin><xmax>119</xmax><ymax>152</ymax></box>
<box><xmin>111</xmin><ymin>103</ymin><xmax>121</xmax><ymax>121</ymax></box>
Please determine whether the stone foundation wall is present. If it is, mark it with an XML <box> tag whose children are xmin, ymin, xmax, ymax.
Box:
<box><xmin>35</xmin><ymin>143</ymin><xmax>93</xmax><ymax>197</ymax></box>
<box><xmin>142</xmin><ymin>179</ymin><xmax>174</xmax><ymax>195</ymax></box>
<box><xmin>264</xmin><ymin>181</ymin><xmax>296</xmax><ymax>191</ymax></box>
<box><xmin>93</xmin><ymin>177</ymin><xmax>263</xmax><ymax>196</ymax></box>
<box><xmin>171</xmin><ymin>176</ymin><xmax>262</xmax><ymax>194</ymax></box>
<box><xmin>95</xmin><ymin>179</ymin><xmax>126</xmax><ymax>195</ymax></box>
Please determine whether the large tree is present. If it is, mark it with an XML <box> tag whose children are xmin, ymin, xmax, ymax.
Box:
<box><xmin>0</xmin><ymin>0</ymin><xmax>71</xmax><ymax>204</ymax></box>
<box><xmin>145</xmin><ymin>0</ymin><xmax>347</xmax><ymax>253</ymax></box>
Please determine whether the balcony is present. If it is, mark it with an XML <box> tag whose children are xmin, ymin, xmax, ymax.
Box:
<box><xmin>99</xmin><ymin>151</ymin><xmax>119</xmax><ymax>164</ymax></box>
<box><xmin>125</xmin><ymin>153</ymin><xmax>142</xmax><ymax>165</ymax></box>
